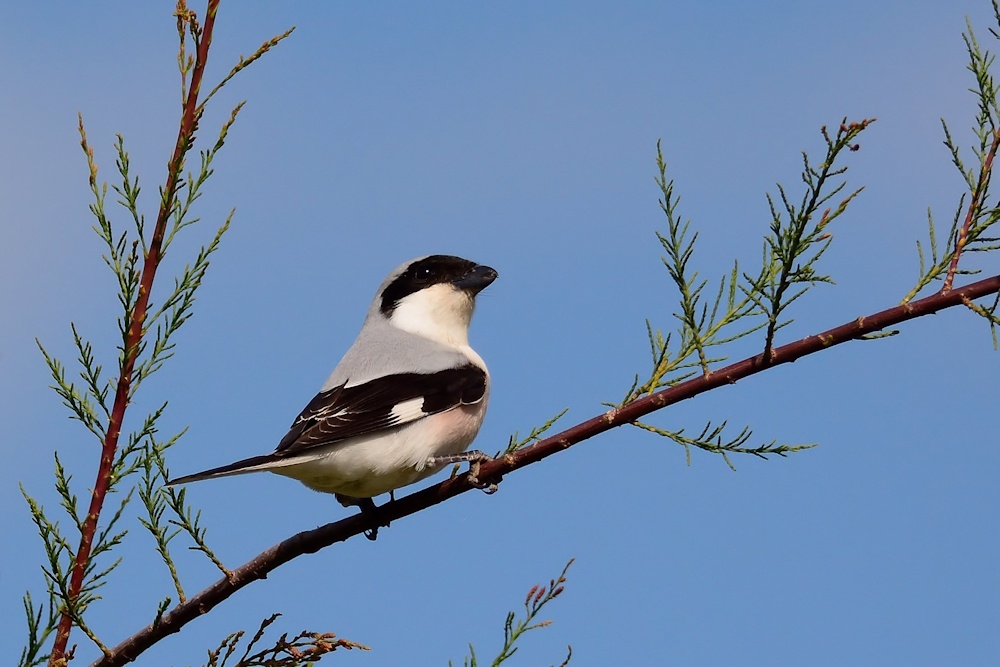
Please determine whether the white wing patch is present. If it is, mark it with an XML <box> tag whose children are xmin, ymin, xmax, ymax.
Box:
<box><xmin>390</xmin><ymin>397</ymin><xmax>429</xmax><ymax>425</ymax></box>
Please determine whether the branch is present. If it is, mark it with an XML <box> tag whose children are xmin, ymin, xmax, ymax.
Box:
<box><xmin>93</xmin><ymin>271</ymin><xmax>1000</xmax><ymax>667</ymax></box>
<box><xmin>943</xmin><ymin>126</ymin><xmax>1000</xmax><ymax>292</ymax></box>
<box><xmin>49</xmin><ymin>2</ymin><xmax>220</xmax><ymax>664</ymax></box>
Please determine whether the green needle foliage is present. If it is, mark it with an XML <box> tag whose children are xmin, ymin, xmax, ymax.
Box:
<box><xmin>23</xmin><ymin>123</ymin><xmax>234</xmax><ymax>665</ymax></box>
<box><xmin>908</xmin><ymin>19</ymin><xmax>1000</xmax><ymax>298</ymax></box>
<box><xmin>653</xmin><ymin>147</ymin><xmax>765</xmax><ymax>380</ymax></box>
<box><xmin>19</xmin><ymin>6</ymin><xmax>296</xmax><ymax>664</ymax></box>
<box><xmin>610</xmin><ymin>120</ymin><xmax>871</xmax><ymax>468</ymax></box>
<box><xmin>22</xmin><ymin>127</ymin><xmax>233</xmax><ymax>664</ymax></box>
<box><xmin>749</xmin><ymin>120</ymin><xmax>871</xmax><ymax>360</ymax></box>
<box><xmin>503</xmin><ymin>408</ymin><xmax>570</xmax><ymax>456</ymax></box>
<box><xmin>904</xmin><ymin>5</ymin><xmax>1000</xmax><ymax>344</ymax></box>
<box><xmin>453</xmin><ymin>561</ymin><xmax>574</xmax><ymax>667</ymax></box>
<box><xmin>631</xmin><ymin>418</ymin><xmax>817</xmax><ymax>471</ymax></box>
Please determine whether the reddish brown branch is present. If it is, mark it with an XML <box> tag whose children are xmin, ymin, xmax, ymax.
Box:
<box><xmin>92</xmin><ymin>272</ymin><xmax>1000</xmax><ymax>667</ymax></box>
<box><xmin>49</xmin><ymin>2</ymin><xmax>220</xmax><ymax>664</ymax></box>
<box><xmin>942</xmin><ymin>126</ymin><xmax>1000</xmax><ymax>292</ymax></box>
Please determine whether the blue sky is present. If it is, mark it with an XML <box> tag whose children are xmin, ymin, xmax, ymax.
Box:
<box><xmin>2</xmin><ymin>2</ymin><xmax>999</xmax><ymax>665</ymax></box>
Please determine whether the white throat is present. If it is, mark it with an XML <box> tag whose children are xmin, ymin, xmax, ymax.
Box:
<box><xmin>389</xmin><ymin>284</ymin><xmax>474</xmax><ymax>347</ymax></box>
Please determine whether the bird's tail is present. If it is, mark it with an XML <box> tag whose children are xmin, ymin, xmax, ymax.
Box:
<box><xmin>166</xmin><ymin>453</ymin><xmax>297</xmax><ymax>486</ymax></box>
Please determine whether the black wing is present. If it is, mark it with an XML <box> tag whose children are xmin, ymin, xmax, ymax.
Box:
<box><xmin>273</xmin><ymin>363</ymin><xmax>487</xmax><ymax>457</ymax></box>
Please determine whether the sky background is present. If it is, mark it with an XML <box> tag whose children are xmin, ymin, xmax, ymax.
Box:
<box><xmin>2</xmin><ymin>2</ymin><xmax>999</xmax><ymax>665</ymax></box>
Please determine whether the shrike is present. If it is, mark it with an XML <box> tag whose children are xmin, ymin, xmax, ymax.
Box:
<box><xmin>168</xmin><ymin>255</ymin><xmax>497</xmax><ymax>536</ymax></box>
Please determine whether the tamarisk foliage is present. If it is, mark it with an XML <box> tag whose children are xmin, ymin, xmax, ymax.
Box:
<box><xmin>18</xmin><ymin>2</ymin><xmax>310</xmax><ymax>665</ymax></box>
<box><xmin>904</xmin><ymin>6</ymin><xmax>1000</xmax><ymax>343</ymax></box>
<box><xmin>17</xmin><ymin>1</ymin><xmax>1000</xmax><ymax>666</ymax></box>
<box><xmin>612</xmin><ymin>120</ymin><xmax>871</xmax><ymax>468</ymax></box>
<box><xmin>452</xmin><ymin>561</ymin><xmax>574</xmax><ymax>667</ymax></box>
<box><xmin>204</xmin><ymin>614</ymin><xmax>368</xmax><ymax>667</ymax></box>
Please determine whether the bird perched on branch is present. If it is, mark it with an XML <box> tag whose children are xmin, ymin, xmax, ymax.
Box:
<box><xmin>168</xmin><ymin>255</ymin><xmax>497</xmax><ymax>538</ymax></box>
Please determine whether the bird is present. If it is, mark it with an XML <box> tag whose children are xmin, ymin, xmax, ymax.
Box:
<box><xmin>167</xmin><ymin>254</ymin><xmax>497</xmax><ymax>538</ymax></box>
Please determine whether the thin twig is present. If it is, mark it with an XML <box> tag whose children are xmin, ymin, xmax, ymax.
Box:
<box><xmin>91</xmin><ymin>271</ymin><xmax>1000</xmax><ymax>667</ymax></box>
<box><xmin>943</xmin><ymin>126</ymin><xmax>1000</xmax><ymax>292</ymax></box>
<box><xmin>48</xmin><ymin>2</ymin><xmax>221</xmax><ymax>664</ymax></box>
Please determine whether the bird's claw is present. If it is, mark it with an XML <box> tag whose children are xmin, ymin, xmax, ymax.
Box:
<box><xmin>428</xmin><ymin>450</ymin><xmax>500</xmax><ymax>494</ymax></box>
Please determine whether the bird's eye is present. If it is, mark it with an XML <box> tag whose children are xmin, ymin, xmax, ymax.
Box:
<box><xmin>414</xmin><ymin>266</ymin><xmax>435</xmax><ymax>282</ymax></box>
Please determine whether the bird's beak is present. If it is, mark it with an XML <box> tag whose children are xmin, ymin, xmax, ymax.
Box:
<box><xmin>453</xmin><ymin>264</ymin><xmax>498</xmax><ymax>294</ymax></box>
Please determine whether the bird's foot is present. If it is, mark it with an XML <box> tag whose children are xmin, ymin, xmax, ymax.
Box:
<box><xmin>428</xmin><ymin>450</ymin><xmax>499</xmax><ymax>494</ymax></box>
<box><xmin>337</xmin><ymin>494</ymin><xmax>388</xmax><ymax>541</ymax></box>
